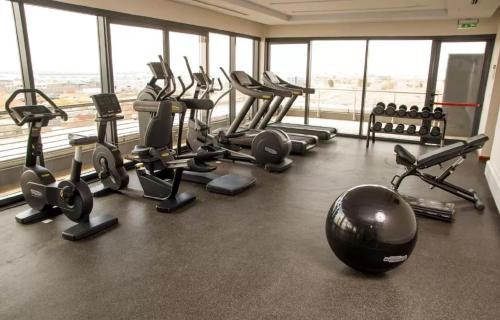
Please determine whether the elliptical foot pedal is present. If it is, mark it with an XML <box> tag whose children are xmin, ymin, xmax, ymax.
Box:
<box><xmin>62</xmin><ymin>214</ymin><xmax>118</xmax><ymax>241</ymax></box>
<box><xmin>16</xmin><ymin>206</ymin><xmax>62</xmax><ymax>224</ymax></box>
<box><xmin>156</xmin><ymin>192</ymin><xmax>196</xmax><ymax>213</ymax></box>
<box><xmin>206</xmin><ymin>174</ymin><xmax>256</xmax><ymax>195</ymax></box>
<box><xmin>401</xmin><ymin>195</ymin><xmax>455</xmax><ymax>222</ymax></box>
<box><xmin>265</xmin><ymin>158</ymin><xmax>293</xmax><ymax>173</ymax></box>
<box><xmin>91</xmin><ymin>185</ymin><xmax>116</xmax><ymax>197</ymax></box>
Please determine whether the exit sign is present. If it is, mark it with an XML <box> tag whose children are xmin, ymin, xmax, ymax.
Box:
<box><xmin>458</xmin><ymin>19</ymin><xmax>479</xmax><ymax>29</ymax></box>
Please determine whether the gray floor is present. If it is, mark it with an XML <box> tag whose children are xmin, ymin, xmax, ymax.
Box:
<box><xmin>1</xmin><ymin>137</ymin><xmax>499</xmax><ymax>320</ymax></box>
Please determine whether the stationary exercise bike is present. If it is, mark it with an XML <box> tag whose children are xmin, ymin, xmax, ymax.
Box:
<box><xmin>90</xmin><ymin>93</ymin><xmax>129</xmax><ymax>196</ymax></box>
<box><xmin>5</xmin><ymin>89</ymin><xmax>118</xmax><ymax>240</ymax></box>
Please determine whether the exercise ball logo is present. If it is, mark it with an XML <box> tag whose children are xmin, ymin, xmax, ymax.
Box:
<box><xmin>383</xmin><ymin>255</ymin><xmax>408</xmax><ymax>263</ymax></box>
<box><xmin>264</xmin><ymin>146</ymin><xmax>277</xmax><ymax>155</ymax></box>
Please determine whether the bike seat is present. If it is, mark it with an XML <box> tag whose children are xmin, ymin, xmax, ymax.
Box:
<box><xmin>131</xmin><ymin>145</ymin><xmax>152</xmax><ymax>157</ymax></box>
<box><xmin>188</xmin><ymin>159</ymin><xmax>217</xmax><ymax>172</ymax></box>
<box><xmin>394</xmin><ymin>145</ymin><xmax>416</xmax><ymax>166</ymax></box>
<box><xmin>68</xmin><ymin>134</ymin><xmax>98</xmax><ymax>146</ymax></box>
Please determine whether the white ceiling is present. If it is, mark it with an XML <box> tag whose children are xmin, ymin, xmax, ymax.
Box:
<box><xmin>173</xmin><ymin>0</ymin><xmax>500</xmax><ymax>25</ymax></box>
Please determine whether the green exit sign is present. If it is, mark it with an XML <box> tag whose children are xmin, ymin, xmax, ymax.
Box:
<box><xmin>458</xmin><ymin>19</ymin><xmax>479</xmax><ymax>29</ymax></box>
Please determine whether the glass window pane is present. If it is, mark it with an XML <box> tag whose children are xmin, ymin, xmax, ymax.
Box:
<box><xmin>435</xmin><ymin>42</ymin><xmax>487</xmax><ymax>138</ymax></box>
<box><xmin>0</xmin><ymin>1</ymin><xmax>22</xmax><ymax>107</ymax></box>
<box><xmin>23</xmin><ymin>6</ymin><xmax>102</xmax><ymax>160</ymax></box>
<box><xmin>0</xmin><ymin>0</ymin><xmax>24</xmax><ymax>184</ymax></box>
<box><xmin>235</xmin><ymin>37</ymin><xmax>254</xmax><ymax>121</ymax></box>
<box><xmin>26</xmin><ymin>5</ymin><xmax>101</xmax><ymax>106</ymax></box>
<box><xmin>365</xmin><ymin>40</ymin><xmax>432</xmax><ymax>139</ymax></box>
<box><xmin>269</xmin><ymin>43</ymin><xmax>308</xmax><ymax>124</ymax></box>
<box><xmin>169</xmin><ymin>31</ymin><xmax>203</xmax><ymax>98</ymax></box>
<box><xmin>310</xmin><ymin>40</ymin><xmax>366</xmax><ymax>135</ymax></box>
<box><xmin>111</xmin><ymin>24</ymin><xmax>163</xmax><ymax>137</ymax></box>
<box><xmin>208</xmin><ymin>33</ymin><xmax>230</xmax><ymax>125</ymax></box>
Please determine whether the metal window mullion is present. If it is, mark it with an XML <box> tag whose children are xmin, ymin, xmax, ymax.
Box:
<box><xmin>11</xmin><ymin>1</ymin><xmax>35</xmax><ymax>104</ymax></box>
<box><xmin>97</xmin><ymin>16</ymin><xmax>114</xmax><ymax>93</ymax></box>
<box><xmin>229</xmin><ymin>36</ymin><xmax>236</xmax><ymax>122</ymax></box>
<box><xmin>252</xmin><ymin>39</ymin><xmax>259</xmax><ymax>115</ymax></box>
<box><xmin>358</xmin><ymin>40</ymin><xmax>370</xmax><ymax>137</ymax></box>
<box><xmin>305</xmin><ymin>41</ymin><xmax>312</xmax><ymax>125</ymax></box>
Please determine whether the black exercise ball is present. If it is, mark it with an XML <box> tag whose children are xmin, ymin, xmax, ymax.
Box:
<box><xmin>325</xmin><ymin>185</ymin><xmax>417</xmax><ymax>274</ymax></box>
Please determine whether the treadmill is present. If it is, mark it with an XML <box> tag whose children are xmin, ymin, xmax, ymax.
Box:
<box><xmin>260</xmin><ymin>71</ymin><xmax>337</xmax><ymax>141</ymax></box>
<box><xmin>228</xmin><ymin>71</ymin><xmax>318</xmax><ymax>155</ymax></box>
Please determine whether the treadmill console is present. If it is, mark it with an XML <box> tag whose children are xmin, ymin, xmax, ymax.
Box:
<box><xmin>91</xmin><ymin>93</ymin><xmax>122</xmax><ymax>117</ymax></box>
<box><xmin>265</xmin><ymin>71</ymin><xmax>280</xmax><ymax>84</ymax></box>
<box><xmin>232</xmin><ymin>71</ymin><xmax>253</xmax><ymax>86</ymax></box>
<box><xmin>148</xmin><ymin>62</ymin><xmax>166</xmax><ymax>80</ymax></box>
<box><xmin>193</xmin><ymin>73</ymin><xmax>208</xmax><ymax>86</ymax></box>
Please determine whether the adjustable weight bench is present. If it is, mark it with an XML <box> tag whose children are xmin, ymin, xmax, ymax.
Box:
<box><xmin>391</xmin><ymin>134</ymin><xmax>489</xmax><ymax>221</ymax></box>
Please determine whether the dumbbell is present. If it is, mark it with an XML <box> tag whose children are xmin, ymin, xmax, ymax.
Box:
<box><xmin>373</xmin><ymin>102</ymin><xmax>385</xmax><ymax>115</ymax></box>
<box><xmin>384</xmin><ymin>123</ymin><xmax>394</xmax><ymax>133</ymax></box>
<box><xmin>430</xmin><ymin>126</ymin><xmax>441</xmax><ymax>137</ymax></box>
<box><xmin>421</xmin><ymin>106</ymin><xmax>431</xmax><ymax>118</ymax></box>
<box><xmin>407</xmin><ymin>124</ymin><xmax>416</xmax><ymax>134</ymax></box>
<box><xmin>396</xmin><ymin>105</ymin><xmax>408</xmax><ymax>117</ymax></box>
<box><xmin>385</xmin><ymin>103</ymin><xmax>397</xmax><ymax>116</ymax></box>
<box><xmin>419</xmin><ymin>125</ymin><xmax>429</xmax><ymax>136</ymax></box>
<box><xmin>395</xmin><ymin>124</ymin><xmax>405</xmax><ymax>133</ymax></box>
<box><xmin>433</xmin><ymin>107</ymin><xmax>444</xmax><ymax>119</ymax></box>
<box><xmin>408</xmin><ymin>105</ymin><xmax>419</xmax><ymax>118</ymax></box>
<box><xmin>372</xmin><ymin>122</ymin><xmax>383</xmax><ymax>132</ymax></box>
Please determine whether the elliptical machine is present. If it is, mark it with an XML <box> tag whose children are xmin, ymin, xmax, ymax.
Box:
<box><xmin>5</xmin><ymin>89</ymin><xmax>118</xmax><ymax>240</ymax></box>
<box><xmin>90</xmin><ymin>93</ymin><xmax>129</xmax><ymax>196</ymax></box>
<box><xmin>179</xmin><ymin>57</ymin><xmax>293</xmax><ymax>173</ymax></box>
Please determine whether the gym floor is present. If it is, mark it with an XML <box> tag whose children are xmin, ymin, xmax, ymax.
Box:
<box><xmin>1</xmin><ymin>137</ymin><xmax>499</xmax><ymax>320</ymax></box>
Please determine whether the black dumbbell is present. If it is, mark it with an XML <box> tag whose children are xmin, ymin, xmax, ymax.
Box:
<box><xmin>372</xmin><ymin>122</ymin><xmax>382</xmax><ymax>131</ymax></box>
<box><xmin>409</xmin><ymin>105</ymin><xmax>419</xmax><ymax>118</ymax></box>
<box><xmin>430</xmin><ymin>126</ymin><xmax>441</xmax><ymax>137</ymax></box>
<box><xmin>433</xmin><ymin>107</ymin><xmax>444</xmax><ymax>119</ymax></box>
<box><xmin>373</xmin><ymin>102</ymin><xmax>385</xmax><ymax>115</ymax></box>
<box><xmin>384</xmin><ymin>123</ymin><xmax>394</xmax><ymax>132</ymax></box>
<box><xmin>407</xmin><ymin>124</ymin><xmax>416</xmax><ymax>134</ymax></box>
<box><xmin>397</xmin><ymin>105</ymin><xmax>407</xmax><ymax>117</ymax></box>
<box><xmin>395</xmin><ymin>124</ymin><xmax>405</xmax><ymax>133</ymax></box>
<box><xmin>419</xmin><ymin>125</ymin><xmax>429</xmax><ymax>136</ymax></box>
<box><xmin>385</xmin><ymin>103</ymin><xmax>397</xmax><ymax>116</ymax></box>
<box><xmin>421</xmin><ymin>106</ymin><xmax>431</xmax><ymax>118</ymax></box>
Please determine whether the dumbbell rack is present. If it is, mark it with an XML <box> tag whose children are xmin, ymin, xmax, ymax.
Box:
<box><xmin>366</xmin><ymin>110</ymin><xmax>447</xmax><ymax>148</ymax></box>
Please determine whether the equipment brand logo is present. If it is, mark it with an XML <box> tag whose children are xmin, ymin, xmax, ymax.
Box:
<box><xmin>383</xmin><ymin>255</ymin><xmax>408</xmax><ymax>263</ymax></box>
<box><xmin>30</xmin><ymin>189</ymin><xmax>43</xmax><ymax>198</ymax></box>
<box><xmin>264</xmin><ymin>146</ymin><xmax>277</xmax><ymax>155</ymax></box>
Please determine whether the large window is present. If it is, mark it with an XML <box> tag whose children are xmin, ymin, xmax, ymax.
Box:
<box><xmin>208</xmin><ymin>33</ymin><xmax>230</xmax><ymax>125</ymax></box>
<box><xmin>26</xmin><ymin>5</ymin><xmax>101</xmax><ymax>106</ymax></box>
<box><xmin>235</xmin><ymin>37</ymin><xmax>254</xmax><ymax>121</ymax></box>
<box><xmin>268</xmin><ymin>43</ymin><xmax>308</xmax><ymax>124</ymax></box>
<box><xmin>364</xmin><ymin>40</ymin><xmax>432</xmax><ymax>138</ymax></box>
<box><xmin>0</xmin><ymin>1</ymin><xmax>22</xmax><ymax>107</ymax></box>
<box><xmin>111</xmin><ymin>24</ymin><xmax>163</xmax><ymax>137</ymax></box>
<box><xmin>310</xmin><ymin>40</ymin><xmax>367</xmax><ymax>134</ymax></box>
<box><xmin>0</xmin><ymin>1</ymin><xmax>24</xmax><ymax>169</ymax></box>
<box><xmin>169</xmin><ymin>31</ymin><xmax>204</xmax><ymax>98</ymax></box>
<box><xmin>11</xmin><ymin>6</ymin><xmax>102</xmax><ymax>161</ymax></box>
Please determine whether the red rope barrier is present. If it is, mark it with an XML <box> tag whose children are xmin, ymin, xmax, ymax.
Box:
<box><xmin>432</xmin><ymin>101</ymin><xmax>480</xmax><ymax>107</ymax></box>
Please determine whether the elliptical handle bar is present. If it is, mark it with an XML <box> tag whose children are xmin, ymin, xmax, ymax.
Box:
<box><xmin>5</xmin><ymin>88</ymin><xmax>68</xmax><ymax>126</ymax></box>
<box><xmin>157</xmin><ymin>55</ymin><xmax>177</xmax><ymax>100</ymax></box>
<box><xmin>220</xmin><ymin>67</ymin><xmax>231</xmax><ymax>83</ymax></box>
<box><xmin>176</xmin><ymin>56</ymin><xmax>195</xmax><ymax>99</ymax></box>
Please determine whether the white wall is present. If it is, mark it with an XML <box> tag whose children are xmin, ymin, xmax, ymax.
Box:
<box><xmin>53</xmin><ymin>0</ymin><xmax>267</xmax><ymax>37</ymax></box>
<box><xmin>485</xmin><ymin>104</ymin><xmax>500</xmax><ymax>210</ymax></box>
<box><xmin>266</xmin><ymin>16</ymin><xmax>499</xmax><ymax>38</ymax></box>
<box><xmin>478</xmin><ymin>24</ymin><xmax>500</xmax><ymax>158</ymax></box>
